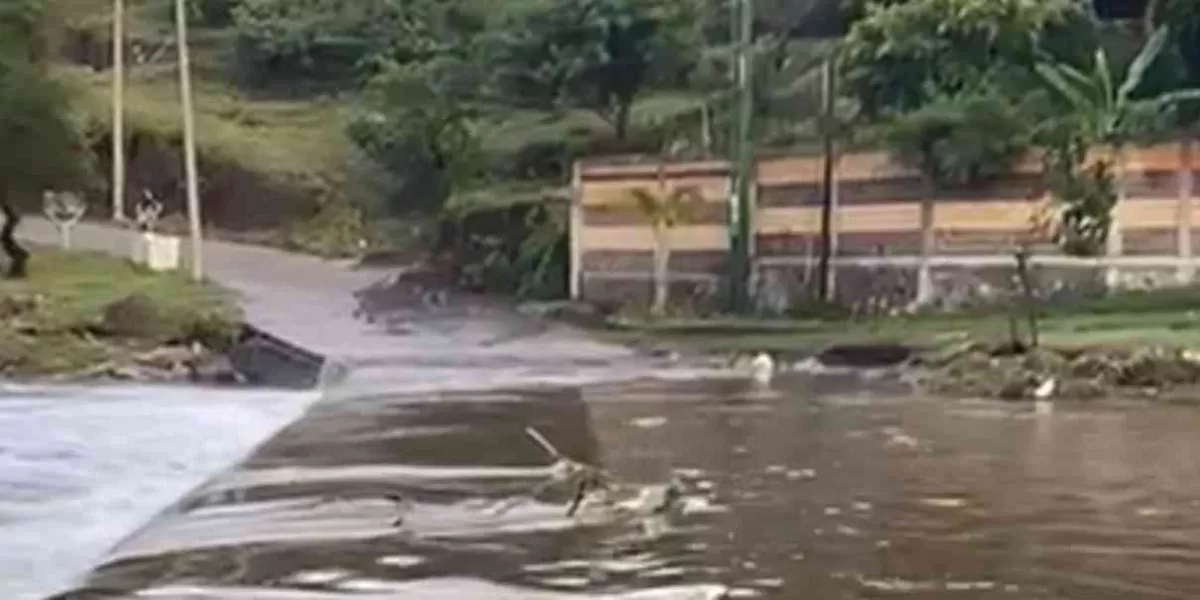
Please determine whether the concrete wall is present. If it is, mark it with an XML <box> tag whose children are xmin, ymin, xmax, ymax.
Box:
<box><xmin>571</xmin><ymin>143</ymin><xmax>1198</xmax><ymax>313</ymax></box>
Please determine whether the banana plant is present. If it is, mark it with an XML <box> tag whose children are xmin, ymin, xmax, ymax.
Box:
<box><xmin>1035</xmin><ymin>27</ymin><xmax>1200</xmax><ymax>264</ymax></box>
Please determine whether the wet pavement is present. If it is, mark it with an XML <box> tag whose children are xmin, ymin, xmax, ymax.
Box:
<box><xmin>52</xmin><ymin>373</ymin><xmax>1200</xmax><ymax>600</ymax></box>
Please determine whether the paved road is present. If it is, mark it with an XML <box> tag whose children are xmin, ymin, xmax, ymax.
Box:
<box><xmin>17</xmin><ymin>219</ymin><xmax>647</xmax><ymax>388</ymax></box>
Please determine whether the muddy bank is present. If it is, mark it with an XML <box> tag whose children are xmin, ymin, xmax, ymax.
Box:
<box><xmin>918</xmin><ymin>342</ymin><xmax>1200</xmax><ymax>401</ymax></box>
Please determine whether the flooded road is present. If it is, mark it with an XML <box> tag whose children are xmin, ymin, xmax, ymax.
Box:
<box><xmin>0</xmin><ymin>384</ymin><xmax>314</xmax><ymax>600</ymax></box>
<box><xmin>53</xmin><ymin>372</ymin><xmax>1200</xmax><ymax>600</ymax></box>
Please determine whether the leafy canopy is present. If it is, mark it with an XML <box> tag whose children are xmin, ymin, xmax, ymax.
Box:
<box><xmin>0</xmin><ymin>0</ymin><xmax>86</xmax><ymax>196</ymax></box>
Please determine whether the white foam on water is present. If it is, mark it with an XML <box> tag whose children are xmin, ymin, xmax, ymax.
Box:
<box><xmin>0</xmin><ymin>383</ymin><xmax>316</xmax><ymax>600</ymax></box>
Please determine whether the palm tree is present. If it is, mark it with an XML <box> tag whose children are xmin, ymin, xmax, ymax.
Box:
<box><xmin>1036</xmin><ymin>28</ymin><xmax>1200</xmax><ymax>282</ymax></box>
<box><xmin>626</xmin><ymin>177</ymin><xmax>702</xmax><ymax>317</ymax></box>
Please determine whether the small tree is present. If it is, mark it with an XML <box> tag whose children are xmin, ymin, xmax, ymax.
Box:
<box><xmin>624</xmin><ymin>175</ymin><xmax>701</xmax><ymax>316</ymax></box>
<box><xmin>0</xmin><ymin>0</ymin><xmax>88</xmax><ymax>278</ymax></box>
<box><xmin>1035</xmin><ymin>28</ymin><xmax>1200</xmax><ymax>264</ymax></box>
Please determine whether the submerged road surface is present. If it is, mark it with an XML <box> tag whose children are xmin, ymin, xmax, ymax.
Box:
<box><xmin>12</xmin><ymin>219</ymin><xmax>722</xmax><ymax>599</ymax></box>
<box><xmin>54</xmin><ymin>375</ymin><xmax>1200</xmax><ymax>600</ymax></box>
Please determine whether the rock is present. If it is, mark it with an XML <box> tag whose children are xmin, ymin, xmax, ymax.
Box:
<box><xmin>1056</xmin><ymin>377</ymin><xmax>1109</xmax><ymax>399</ymax></box>
<box><xmin>1117</xmin><ymin>348</ymin><xmax>1200</xmax><ymax>387</ymax></box>
<box><xmin>107</xmin><ymin>364</ymin><xmax>173</xmax><ymax>382</ymax></box>
<box><xmin>99</xmin><ymin>294</ymin><xmax>167</xmax><ymax>339</ymax></box>
<box><xmin>134</xmin><ymin>345</ymin><xmax>196</xmax><ymax>371</ymax></box>
<box><xmin>817</xmin><ymin>344</ymin><xmax>915</xmax><ymax>368</ymax></box>
<box><xmin>1068</xmin><ymin>352</ymin><xmax>1123</xmax><ymax>382</ymax></box>
<box><xmin>189</xmin><ymin>354</ymin><xmax>245</xmax><ymax>385</ymax></box>
<box><xmin>1020</xmin><ymin>348</ymin><xmax>1068</xmax><ymax>373</ymax></box>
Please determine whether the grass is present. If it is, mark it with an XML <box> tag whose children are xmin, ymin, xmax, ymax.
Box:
<box><xmin>0</xmin><ymin>247</ymin><xmax>240</xmax><ymax>377</ymax></box>
<box><xmin>64</xmin><ymin>66</ymin><xmax>353</xmax><ymax>181</ymax></box>
<box><xmin>597</xmin><ymin>288</ymin><xmax>1200</xmax><ymax>355</ymax></box>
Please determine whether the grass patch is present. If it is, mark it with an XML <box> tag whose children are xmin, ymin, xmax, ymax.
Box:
<box><xmin>599</xmin><ymin>288</ymin><xmax>1200</xmax><ymax>354</ymax></box>
<box><xmin>0</xmin><ymin>247</ymin><xmax>240</xmax><ymax>376</ymax></box>
<box><xmin>62</xmin><ymin>66</ymin><xmax>353</xmax><ymax>182</ymax></box>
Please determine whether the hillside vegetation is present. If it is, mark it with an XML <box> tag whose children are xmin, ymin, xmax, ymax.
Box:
<box><xmin>3</xmin><ymin>0</ymin><xmax>1200</xmax><ymax>295</ymax></box>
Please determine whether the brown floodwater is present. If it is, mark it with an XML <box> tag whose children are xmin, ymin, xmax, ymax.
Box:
<box><xmin>51</xmin><ymin>371</ymin><xmax>1200</xmax><ymax>600</ymax></box>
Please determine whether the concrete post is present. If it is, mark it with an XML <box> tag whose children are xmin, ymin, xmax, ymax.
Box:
<box><xmin>916</xmin><ymin>191</ymin><xmax>935</xmax><ymax>305</ymax></box>
<box><xmin>1105</xmin><ymin>148</ymin><xmax>1127</xmax><ymax>289</ymax></box>
<box><xmin>569</xmin><ymin>161</ymin><xmax>583</xmax><ymax>300</ymax></box>
<box><xmin>1178</xmin><ymin>139</ymin><xmax>1195</xmax><ymax>284</ymax></box>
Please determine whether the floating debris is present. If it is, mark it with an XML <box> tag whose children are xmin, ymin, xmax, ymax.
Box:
<box><xmin>631</xmin><ymin>416</ymin><xmax>669</xmax><ymax>429</ymax></box>
<box><xmin>919</xmin><ymin>497</ymin><xmax>968</xmax><ymax>509</ymax></box>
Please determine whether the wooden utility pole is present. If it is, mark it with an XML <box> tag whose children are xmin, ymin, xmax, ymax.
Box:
<box><xmin>175</xmin><ymin>0</ymin><xmax>204</xmax><ymax>280</ymax></box>
<box><xmin>727</xmin><ymin>0</ymin><xmax>755</xmax><ymax>313</ymax></box>
<box><xmin>111</xmin><ymin>0</ymin><xmax>126</xmax><ymax>222</ymax></box>
<box><xmin>816</xmin><ymin>57</ymin><xmax>837</xmax><ymax>301</ymax></box>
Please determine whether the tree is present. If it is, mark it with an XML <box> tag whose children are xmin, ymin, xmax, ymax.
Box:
<box><xmin>0</xmin><ymin>0</ymin><xmax>88</xmax><ymax>278</ymax></box>
<box><xmin>232</xmin><ymin>0</ymin><xmax>484</xmax><ymax>86</ymax></box>
<box><xmin>881</xmin><ymin>88</ymin><xmax>1032</xmax><ymax>186</ymax></box>
<box><xmin>348</xmin><ymin>56</ymin><xmax>484</xmax><ymax>214</ymax></box>
<box><xmin>492</xmin><ymin>0</ymin><xmax>699</xmax><ymax>140</ymax></box>
<box><xmin>841</xmin><ymin>0</ymin><xmax>1090</xmax><ymax>118</ymax></box>
<box><xmin>623</xmin><ymin>167</ymin><xmax>701</xmax><ymax>316</ymax></box>
<box><xmin>1035</xmin><ymin>28</ymin><xmax>1200</xmax><ymax>263</ymax></box>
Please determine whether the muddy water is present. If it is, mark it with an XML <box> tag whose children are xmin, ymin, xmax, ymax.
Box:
<box><xmin>50</xmin><ymin>372</ymin><xmax>1200</xmax><ymax>600</ymax></box>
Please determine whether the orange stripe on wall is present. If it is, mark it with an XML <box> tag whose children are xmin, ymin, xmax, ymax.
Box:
<box><xmin>579</xmin><ymin>224</ymin><xmax>728</xmax><ymax>251</ymax></box>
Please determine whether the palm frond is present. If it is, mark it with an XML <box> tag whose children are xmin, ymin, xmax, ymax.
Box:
<box><xmin>1119</xmin><ymin>27</ymin><xmax>1170</xmax><ymax>102</ymax></box>
<box><xmin>1094</xmin><ymin>48</ymin><xmax>1114</xmax><ymax>113</ymax></box>
<box><xmin>1036</xmin><ymin>63</ymin><xmax>1094</xmax><ymax>111</ymax></box>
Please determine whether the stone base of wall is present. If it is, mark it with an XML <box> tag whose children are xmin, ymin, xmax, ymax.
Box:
<box><xmin>580</xmin><ymin>260</ymin><xmax>1195</xmax><ymax>316</ymax></box>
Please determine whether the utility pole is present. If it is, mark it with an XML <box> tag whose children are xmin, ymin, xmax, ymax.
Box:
<box><xmin>727</xmin><ymin>0</ymin><xmax>754</xmax><ymax>313</ymax></box>
<box><xmin>175</xmin><ymin>0</ymin><xmax>204</xmax><ymax>280</ymax></box>
<box><xmin>816</xmin><ymin>56</ymin><xmax>837</xmax><ymax>302</ymax></box>
<box><xmin>111</xmin><ymin>0</ymin><xmax>126</xmax><ymax>222</ymax></box>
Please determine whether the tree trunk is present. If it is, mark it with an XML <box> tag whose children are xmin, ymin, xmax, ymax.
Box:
<box><xmin>613</xmin><ymin>101</ymin><xmax>631</xmax><ymax>142</ymax></box>
<box><xmin>1106</xmin><ymin>146</ymin><xmax>1127</xmax><ymax>289</ymax></box>
<box><xmin>0</xmin><ymin>194</ymin><xmax>30</xmax><ymax>279</ymax></box>
<box><xmin>651</xmin><ymin>228</ymin><xmax>670</xmax><ymax>316</ymax></box>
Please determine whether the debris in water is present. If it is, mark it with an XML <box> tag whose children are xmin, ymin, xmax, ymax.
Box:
<box><xmin>518</xmin><ymin>427</ymin><xmax>686</xmax><ymax>523</ymax></box>
<box><xmin>631</xmin><ymin>416</ymin><xmax>669</xmax><ymax>429</ymax></box>
<box><xmin>919</xmin><ymin>497</ymin><xmax>968</xmax><ymax>509</ymax></box>
<box><xmin>786</xmin><ymin>468</ymin><xmax>817</xmax><ymax>480</ymax></box>
<box><xmin>377</xmin><ymin>555</ymin><xmax>425</xmax><ymax>568</ymax></box>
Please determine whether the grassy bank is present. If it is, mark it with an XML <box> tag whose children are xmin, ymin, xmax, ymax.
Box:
<box><xmin>0</xmin><ymin>248</ymin><xmax>239</xmax><ymax>377</ymax></box>
<box><xmin>597</xmin><ymin>288</ymin><xmax>1200</xmax><ymax>356</ymax></box>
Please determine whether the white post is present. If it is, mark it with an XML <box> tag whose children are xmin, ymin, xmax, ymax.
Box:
<box><xmin>1106</xmin><ymin>147</ymin><xmax>1127</xmax><ymax>289</ymax></box>
<box><xmin>1179</xmin><ymin>139</ymin><xmax>1194</xmax><ymax>284</ymax></box>
<box><xmin>916</xmin><ymin>192</ymin><xmax>935</xmax><ymax>305</ymax></box>
<box><xmin>111</xmin><ymin>0</ymin><xmax>126</xmax><ymax>222</ymax></box>
<box><xmin>569</xmin><ymin>161</ymin><xmax>583</xmax><ymax>300</ymax></box>
<box><xmin>176</xmin><ymin>0</ymin><xmax>204</xmax><ymax>281</ymax></box>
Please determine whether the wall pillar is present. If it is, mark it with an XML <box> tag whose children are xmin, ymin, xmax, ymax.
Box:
<box><xmin>915</xmin><ymin>190</ymin><xmax>935</xmax><ymax>305</ymax></box>
<box><xmin>1178</xmin><ymin>139</ymin><xmax>1195</xmax><ymax>284</ymax></box>
<box><xmin>569</xmin><ymin>161</ymin><xmax>583</xmax><ymax>300</ymax></box>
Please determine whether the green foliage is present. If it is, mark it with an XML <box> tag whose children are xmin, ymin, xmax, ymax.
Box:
<box><xmin>231</xmin><ymin>0</ymin><xmax>485</xmax><ymax>87</ymax></box>
<box><xmin>841</xmin><ymin>0</ymin><xmax>1089</xmax><ymax>117</ymax></box>
<box><xmin>492</xmin><ymin>0</ymin><xmax>702</xmax><ymax>139</ymax></box>
<box><xmin>1034</xmin><ymin>28</ymin><xmax>1200</xmax><ymax>255</ymax></box>
<box><xmin>232</xmin><ymin>0</ymin><xmax>401</xmax><ymax>83</ymax></box>
<box><xmin>0</xmin><ymin>0</ymin><xmax>88</xmax><ymax>196</ymax></box>
<box><xmin>0</xmin><ymin>248</ymin><xmax>238</xmax><ymax>376</ymax></box>
<box><xmin>1034</xmin><ymin>28</ymin><xmax>1188</xmax><ymax>147</ymax></box>
<box><xmin>348</xmin><ymin>57</ymin><xmax>484</xmax><ymax>214</ymax></box>
<box><xmin>1042</xmin><ymin>133</ymin><xmax>1117</xmax><ymax>256</ymax></box>
<box><xmin>880</xmin><ymin>88</ymin><xmax>1031</xmax><ymax>185</ymax></box>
